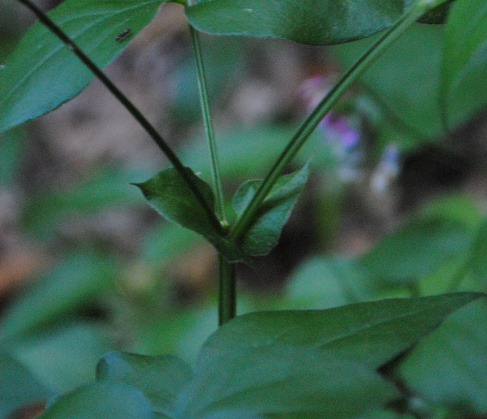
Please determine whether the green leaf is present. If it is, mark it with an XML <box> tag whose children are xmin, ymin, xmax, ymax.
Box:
<box><xmin>135</xmin><ymin>167</ymin><xmax>248</xmax><ymax>262</ymax></box>
<box><xmin>399</xmin><ymin>299</ymin><xmax>487</xmax><ymax>413</ymax></box>
<box><xmin>283</xmin><ymin>256</ymin><xmax>372</xmax><ymax>310</ymax></box>
<box><xmin>359</xmin><ymin>217</ymin><xmax>473</xmax><ymax>287</ymax></box>
<box><xmin>186</xmin><ymin>0</ymin><xmax>419</xmax><ymax>46</ymax></box>
<box><xmin>22</xmin><ymin>167</ymin><xmax>147</xmax><ymax>237</ymax></box>
<box><xmin>0</xmin><ymin>252</ymin><xmax>117</xmax><ymax>341</ymax></box>
<box><xmin>233</xmin><ymin>164</ymin><xmax>309</xmax><ymax>255</ymax></box>
<box><xmin>40</xmin><ymin>381</ymin><xmax>154</xmax><ymax>419</ymax></box>
<box><xmin>97</xmin><ymin>352</ymin><xmax>192</xmax><ymax>418</ymax></box>
<box><xmin>332</xmin><ymin>25</ymin><xmax>445</xmax><ymax>138</ymax></box>
<box><xmin>0</xmin><ymin>0</ymin><xmax>165</xmax><ymax>133</ymax></box>
<box><xmin>197</xmin><ymin>293</ymin><xmax>483</xmax><ymax>369</ymax></box>
<box><xmin>176</xmin><ymin>344</ymin><xmax>398</xmax><ymax>418</ymax></box>
<box><xmin>440</xmin><ymin>0</ymin><xmax>487</xmax><ymax>127</ymax></box>
<box><xmin>0</xmin><ymin>353</ymin><xmax>52</xmax><ymax>418</ymax></box>
<box><xmin>468</xmin><ymin>219</ymin><xmax>487</xmax><ymax>287</ymax></box>
<box><xmin>11</xmin><ymin>323</ymin><xmax>113</xmax><ymax>394</ymax></box>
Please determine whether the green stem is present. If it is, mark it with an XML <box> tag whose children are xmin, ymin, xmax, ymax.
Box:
<box><xmin>189</xmin><ymin>25</ymin><xmax>227</xmax><ymax>224</ymax></box>
<box><xmin>218</xmin><ymin>254</ymin><xmax>236</xmax><ymax>325</ymax></box>
<box><xmin>17</xmin><ymin>0</ymin><xmax>223</xmax><ymax>234</ymax></box>
<box><xmin>230</xmin><ymin>4</ymin><xmax>428</xmax><ymax>242</ymax></box>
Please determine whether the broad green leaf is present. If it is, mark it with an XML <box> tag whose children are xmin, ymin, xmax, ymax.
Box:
<box><xmin>233</xmin><ymin>164</ymin><xmax>309</xmax><ymax>255</ymax></box>
<box><xmin>11</xmin><ymin>323</ymin><xmax>113</xmax><ymax>394</ymax></box>
<box><xmin>359</xmin><ymin>217</ymin><xmax>473</xmax><ymax>287</ymax></box>
<box><xmin>0</xmin><ymin>252</ymin><xmax>117</xmax><ymax>341</ymax></box>
<box><xmin>0</xmin><ymin>353</ymin><xmax>52</xmax><ymax>418</ymax></box>
<box><xmin>40</xmin><ymin>381</ymin><xmax>154</xmax><ymax>419</ymax></box>
<box><xmin>197</xmin><ymin>293</ymin><xmax>483</xmax><ymax>369</ymax></box>
<box><xmin>468</xmin><ymin>219</ymin><xmax>487</xmax><ymax>286</ymax></box>
<box><xmin>400</xmin><ymin>299</ymin><xmax>487</xmax><ymax>413</ymax></box>
<box><xmin>176</xmin><ymin>344</ymin><xmax>397</xmax><ymax>418</ymax></box>
<box><xmin>97</xmin><ymin>352</ymin><xmax>192</xmax><ymax>418</ymax></box>
<box><xmin>283</xmin><ymin>257</ymin><xmax>372</xmax><ymax>310</ymax></box>
<box><xmin>135</xmin><ymin>167</ymin><xmax>248</xmax><ymax>262</ymax></box>
<box><xmin>0</xmin><ymin>0</ymin><xmax>166</xmax><ymax>133</ymax></box>
<box><xmin>440</xmin><ymin>0</ymin><xmax>487</xmax><ymax>127</ymax></box>
<box><xmin>332</xmin><ymin>25</ymin><xmax>445</xmax><ymax>138</ymax></box>
<box><xmin>186</xmin><ymin>0</ymin><xmax>421</xmax><ymax>46</ymax></box>
<box><xmin>22</xmin><ymin>167</ymin><xmax>148</xmax><ymax>237</ymax></box>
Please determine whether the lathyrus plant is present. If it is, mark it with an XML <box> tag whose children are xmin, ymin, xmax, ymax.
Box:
<box><xmin>0</xmin><ymin>0</ymin><xmax>486</xmax><ymax>417</ymax></box>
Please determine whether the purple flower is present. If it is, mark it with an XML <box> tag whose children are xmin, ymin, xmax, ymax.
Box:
<box><xmin>300</xmin><ymin>76</ymin><xmax>363</xmax><ymax>181</ymax></box>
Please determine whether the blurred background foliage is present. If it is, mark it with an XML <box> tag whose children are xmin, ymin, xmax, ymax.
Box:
<box><xmin>0</xmin><ymin>1</ymin><xmax>486</xmax><ymax>417</ymax></box>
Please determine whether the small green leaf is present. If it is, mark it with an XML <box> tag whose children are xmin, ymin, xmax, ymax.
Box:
<box><xmin>400</xmin><ymin>299</ymin><xmax>487</xmax><ymax>413</ymax></box>
<box><xmin>233</xmin><ymin>164</ymin><xmax>309</xmax><ymax>255</ymax></box>
<box><xmin>0</xmin><ymin>252</ymin><xmax>117</xmax><ymax>341</ymax></box>
<box><xmin>176</xmin><ymin>344</ymin><xmax>398</xmax><ymax>418</ymax></box>
<box><xmin>135</xmin><ymin>167</ymin><xmax>248</xmax><ymax>262</ymax></box>
<box><xmin>186</xmin><ymin>0</ymin><xmax>422</xmax><ymax>46</ymax></box>
<box><xmin>0</xmin><ymin>0</ymin><xmax>166</xmax><ymax>132</ymax></box>
<box><xmin>0</xmin><ymin>353</ymin><xmax>52</xmax><ymax>418</ymax></box>
<box><xmin>40</xmin><ymin>381</ymin><xmax>154</xmax><ymax>419</ymax></box>
<box><xmin>97</xmin><ymin>352</ymin><xmax>192</xmax><ymax>418</ymax></box>
<box><xmin>440</xmin><ymin>0</ymin><xmax>487</xmax><ymax>127</ymax></box>
<box><xmin>197</xmin><ymin>293</ymin><xmax>483</xmax><ymax>369</ymax></box>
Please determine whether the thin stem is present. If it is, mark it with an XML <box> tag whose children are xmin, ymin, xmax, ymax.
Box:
<box><xmin>189</xmin><ymin>25</ymin><xmax>227</xmax><ymax>224</ymax></box>
<box><xmin>17</xmin><ymin>0</ymin><xmax>223</xmax><ymax>234</ymax></box>
<box><xmin>230</xmin><ymin>5</ymin><xmax>427</xmax><ymax>242</ymax></box>
<box><xmin>218</xmin><ymin>254</ymin><xmax>236</xmax><ymax>325</ymax></box>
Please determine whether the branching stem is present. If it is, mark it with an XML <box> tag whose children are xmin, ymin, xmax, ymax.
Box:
<box><xmin>17</xmin><ymin>0</ymin><xmax>223</xmax><ymax>234</ymax></box>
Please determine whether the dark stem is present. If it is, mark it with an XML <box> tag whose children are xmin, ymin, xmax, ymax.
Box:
<box><xmin>17</xmin><ymin>0</ymin><xmax>223</xmax><ymax>234</ymax></box>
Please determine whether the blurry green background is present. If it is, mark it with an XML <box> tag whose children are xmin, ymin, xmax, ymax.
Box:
<box><xmin>0</xmin><ymin>1</ymin><xmax>486</xmax><ymax>417</ymax></box>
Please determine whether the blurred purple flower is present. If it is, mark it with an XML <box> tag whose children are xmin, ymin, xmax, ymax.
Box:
<box><xmin>299</xmin><ymin>75</ymin><xmax>363</xmax><ymax>181</ymax></box>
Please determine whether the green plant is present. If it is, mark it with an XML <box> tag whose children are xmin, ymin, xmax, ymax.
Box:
<box><xmin>0</xmin><ymin>0</ymin><xmax>486</xmax><ymax>417</ymax></box>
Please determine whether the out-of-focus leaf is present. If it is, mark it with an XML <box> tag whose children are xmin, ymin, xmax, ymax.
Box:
<box><xmin>359</xmin><ymin>218</ymin><xmax>473</xmax><ymax>287</ymax></box>
<box><xmin>97</xmin><ymin>352</ymin><xmax>192</xmax><ymax>418</ymax></box>
<box><xmin>468</xmin><ymin>219</ymin><xmax>487</xmax><ymax>287</ymax></box>
<box><xmin>40</xmin><ymin>381</ymin><xmax>154</xmax><ymax>419</ymax></box>
<box><xmin>135</xmin><ymin>167</ymin><xmax>248</xmax><ymax>262</ymax></box>
<box><xmin>232</xmin><ymin>164</ymin><xmax>309</xmax><ymax>255</ymax></box>
<box><xmin>0</xmin><ymin>0</ymin><xmax>166</xmax><ymax>132</ymax></box>
<box><xmin>441</xmin><ymin>0</ymin><xmax>487</xmax><ymax>127</ymax></box>
<box><xmin>283</xmin><ymin>257</ymin><xmax>372</xmax><ymax>310</ymax></box>
<box><xmin>400</xmin><ymin>299</ymin><xmax>487</xmax><ymax>413</ymax></box>
<box><xmin>361</xmin><ymin>217</ymin><xmax>473</xmax><ymax>285</ymax></box>
<box><xmin>141</xmin><ymin>221</ymin><xmax>204</xmax><ymax>267</ymax></box>
<box><xmin>22</xmin><ymin>167</ymin><xmax>147</xmax><ymax>237</ymax></box>
<box><xmin>332</xmin><ymin>25</ymin><xmax>444</xmax><ymax>138</ymax></box>
<box><xmin>186</xmin><ymin>0</ymin><xmax>440</xmax><ymax>46</ymax></box>
<box><xmin>0</xmin><ymin>127</ymin><xmax>26</xmax><ymax>184</ymax></box>
<box><xmin>0</xmin><ymin>252</ymin><xmax>117</xmax><ymax>341</ymax></box>
<box><xmin>0</xmin><ymin>353</ymin><xmax>52</xmax><ymax>418</ymax></box>
<box><xmin>198</xmin><ymin>293</ymin><xmax>482</xmax><ymax>369</ymax></box>
<box><xmin>176</xmin><ymin>344</ymin><xmax>397</xmax><ymax>418</ymax></box>
<box><xmin>11</xmin><ymin>323</ymin><xmax>113</xmax><ymax>394</ymax></box>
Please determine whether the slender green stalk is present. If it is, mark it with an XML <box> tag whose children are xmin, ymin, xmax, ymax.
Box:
<box><xmin>187</xmin><ymin>0</ymin><xmax>233</xmax><ymax>324</ymax></box>
<box><xmin>230</xmin><ymin>4</ymin><xmax>429</xmax><ymax>242</ymax></box>
<box><xmin>218</xmin><ymin>254</ymin><xmax>236</xmax><ymax>325</ymax></box>
<box><xmin>189</xmin><ymin>26</ymin><xmax>228</xmax><ymax>225</ymax></box>
<box><xmin>17</xmin><ymin>0</ymin><xmax>223</xmax><ymax>234</ymax></box>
